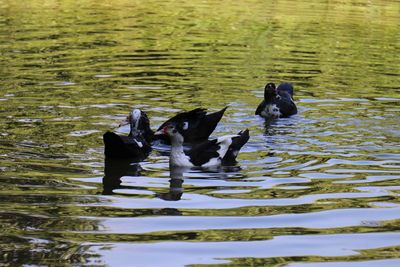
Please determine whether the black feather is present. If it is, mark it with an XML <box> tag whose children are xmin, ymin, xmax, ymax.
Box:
<box><xmin>157</xmin><ymin>108</ymin><xmax>207</xmax><ymax>131</ymax></box>
<box><xmin>255</xmin><ymin>100</ymin><xmax>266</xmax><ymax>115</ymax></box>
<box><xmin>187</xmin><ymin>139</ymin><xmax>221</xmax><ymax>166</ymax></box>
<box><xmin>276</xmin><ymin>93</ymin><xmax>297</xmax><ymax>117</ymax></box>
<box><xmin>277</xmin><ymin>82</ymin><xmax>294</xmax><ymax>97</ymax></box>
<box><xmin>103</xmin><ymin>132</ymin><xmax>151</xmax><ymax>159</ymax></box>
<box><xmin>135</xmin><ymin>111</ymin><xmax>154</xmax><ymax>143</ymax></box>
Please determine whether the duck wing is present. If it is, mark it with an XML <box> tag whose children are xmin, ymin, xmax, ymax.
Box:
<box><xmin>157</xmin><ymin>108</ymin><xmax>207</xmax><ymax>131</ymax></box>
<box><xmin>276</xmin><ymin>91</ymin><xmax>297</xmax><ymax>117</ymax></box>
<box><xmin>156</xmin><ymin>107</ymin><xmax>227</xmax><ymax>143</ymax></box>
<box><xmin>187</xmin><ymin>106</ymin><xmax>227</xmax><ymax>142</ymax></box>
<box><xmin>154</xmin><ymin>108</ymin><xmax>207</xmax><ymax>143</ymax></box>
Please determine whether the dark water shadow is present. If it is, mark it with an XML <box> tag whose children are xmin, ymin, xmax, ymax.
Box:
<box><xmin>102</xmin><ymin>157</ymin><xmax>144</xmax><ymax>195</ymax></box>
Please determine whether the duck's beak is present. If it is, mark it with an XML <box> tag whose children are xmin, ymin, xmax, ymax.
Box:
<box><xmin>154</xmin><ymin>127</ymin><xmax>165</xmax><ymax>136</ymax></box>
<box><xmin>118</xmin><ymin>115</ymin><xmax>130</xmax><ymax>127</ymax></box>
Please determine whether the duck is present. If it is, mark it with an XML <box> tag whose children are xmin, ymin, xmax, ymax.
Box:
<box><xmin>154</xmin><ymin>107</ymin><xmax>227</xmax><ymax>144</ymax></box>
<box><xmin>255</xmin><ymin>82</ymin><xmax>297</xmax><ymax>119</ymax></box>
<box><xmin>155</xmin><ymin>123</ymin><xmax>249</xmax><ymax>167</ymax></box>
<box><xmin>103</xmin><ymin>109</ymin><xmax>153</xmax><ymax>159</ymax></box>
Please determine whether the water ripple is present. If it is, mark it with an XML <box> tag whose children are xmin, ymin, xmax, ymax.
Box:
<box><xmin>0</xmin><ymin>0</ymin><xmax>399</xmax><ymax>266</ymax></box>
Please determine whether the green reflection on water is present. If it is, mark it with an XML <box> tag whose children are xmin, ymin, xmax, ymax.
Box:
<box><xmin>0</xmin><ymin>0</ymin><xmax>399</xmax><ymax>265</ymax></box>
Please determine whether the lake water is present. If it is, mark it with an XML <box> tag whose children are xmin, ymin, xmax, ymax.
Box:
<box><xmin>0</xmin><ymin>0</ymin><xmax>399</xmax><ymax>266</ymax></box>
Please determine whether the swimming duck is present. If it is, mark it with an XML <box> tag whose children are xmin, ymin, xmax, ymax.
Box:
<box><xmin>255</xmin><ymin>82</ymin><xmax>297</xmax><ymax>119</ymax></box>
<box><xmin>103</xmin><ymin>109</ymin><xmax>153</xmax><ymax>159</ymax></box>
<box><xmin>154</xmin><ymin>107</ymin><xmax>227</xmax><ymax>144</ymax></box>
<box><xmin>156</xmin><ymin>123</ymin><xmax>249</xmax><ymax>167</ymax></box>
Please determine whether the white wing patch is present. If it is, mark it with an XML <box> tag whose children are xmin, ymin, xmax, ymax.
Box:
<box><xmin>216</xmin><ymin>135</ymin><xmax>239</xmax><ymax>143</ymax></box>
<box><xmin>202</xmin><ymin>157</ymin><xmax>221</xmax><ymax>167</ymax></box>
<box><xmin>200</xmin><ymin>135</ymin><xmax>238</xmax><ymax>167</ymax></box>
<box><xmin>216</xmin><ymin>135</ymin><xmax>238</xmax><ymax>158</ymax></box>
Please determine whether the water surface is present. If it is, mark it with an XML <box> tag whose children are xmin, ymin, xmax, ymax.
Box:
<box><xmin>0</xmin><ymin>0</ymin><xmax>399</xmax><ymax>266</ymax></box>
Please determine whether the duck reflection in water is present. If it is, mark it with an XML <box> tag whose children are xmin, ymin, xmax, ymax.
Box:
<box><xmin>102</xmin><ymin>157</ymin><xmax>185</xmax><ymax>202</ymax></box>
<box><xmin>102</xmin><ymin>157</ymin><xmax>143</xmax><ymax>195</ymax></box>
<box><xmin>102</xmin><ymin>158</ymin><xmax>183</xmax><ymax>216</ymax></box>
<box><xmin>156</xmin><ymin>166</ymin><xmax>186</xmax><ymax>201</ymax></box>
<box><xmin>156</xmin><ymin>165</ymin><xmax>244</xmax><ymax>201</ymax></box>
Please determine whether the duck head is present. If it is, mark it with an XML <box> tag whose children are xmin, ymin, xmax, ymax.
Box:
<box><xmin>264</xmin><ymin>83</ymin><xmax>279</xmax><ymax>102</ymax></box>
<box><xmin>128</xmin><ymin>109</ymin><xmax>152</xmax><ymax>139</ymax></box>
<box><xmin>155</xmin><ymin>123</ymin><xmax>185</xmax><ymax>145</ymax></box>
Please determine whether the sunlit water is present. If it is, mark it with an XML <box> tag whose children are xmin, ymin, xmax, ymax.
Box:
<box><xmin>0</xmin><ymin>0</ymin><xmax>399</xmax><ymax>266</ymax></box>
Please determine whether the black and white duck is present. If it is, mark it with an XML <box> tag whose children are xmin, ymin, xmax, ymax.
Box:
<box><xmin>255</xmin><ymin>82</ymin><xmax>297</xmax><ymax>119</ymax></box>
<box><xmin>155</xmin><ymin>123</ymin><xmax>249</xmax><ymax>167</ymax></box>
<box><xmin>103</xmin><ymin>109</ymin><xmax>153</xmax><ymax>159</ymax></box>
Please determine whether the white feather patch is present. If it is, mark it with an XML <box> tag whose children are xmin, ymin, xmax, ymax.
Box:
<box><xmin>134</xmin><ymin>139</ymin><xmax>143</xmax><ymax>148</ymax></box>
<box><xmin>202</xmin><ymin>157</ymin><xmax>221</xmax><ymax>167</ymax></box>
<box><xmin>261</xmin><ymin>104</ymin><xmax>281</xmax><ymax>118</ymax></box>
<box><xmin>170</xmin><ymin>151</ymin><xmax>193</xmax><ymax>167</ymax></box>
<box><xmin>132</xmin><ymin>109</ymin><xmax>141</xmax><ymax>129</ymax></box>
<box><xmin>216</xmin><ymin>135</ymin><xmax>237</xmax><ymax>158</ymax></box>
<box><xmin>200</xmin><ymin>135</ymin><xmax>238</xmax><ymax>167</ymax></box>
